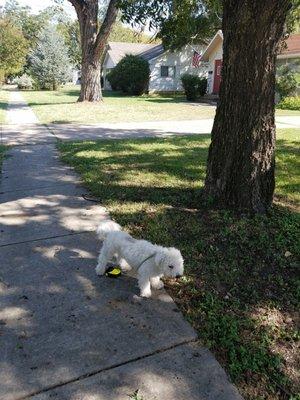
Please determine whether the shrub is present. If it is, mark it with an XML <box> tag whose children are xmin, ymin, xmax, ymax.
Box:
<box><xmin>181</xmin><ymin>74</ymin><xmax>199</xmax><ymax>101</ymax></box>
<box><xmin>276</xmin><ymin>65</ymin><xmax>297</xmax><ymax>99</ymax></box>
<box><xmin>106</xmin><ymin>70</ymin><xmax>119</xmax><ymax>91</ymax></box>
<box><xmin>277</xmin><ymin>96</ymin><xmax>300</xmax><ymax>110</ymax></box>
<box><xmin>107</xmin><ymin>54</ymin><xmax>150</xmax><ymax>95</ymax></box>
<box><xmin>15</xmin><ymin>73</ymin><xmax>33</xmax><ymax>90</ymax></box>
<box><xmin>198</xmin><ymin>77</ymin><xmax>208</xmax><ymax>96</ymax></box>
<box><xmin>181</xmin><ymin>74</ymin><xmax>207</xmax><ymax>101</ymax></box>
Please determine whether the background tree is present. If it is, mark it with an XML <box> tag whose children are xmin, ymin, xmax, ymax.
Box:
<box><xmin>119</xmin><ymin>0</ymin><xmax>220</xmax><ymax>49</ymax></box>
<box><xmin>119</xmin><ymin>0</ymin><xmax>295</xmax><ymax>212</ymax></box>
<box><xmin>57</xmin><ymin>18</ymin><xmax>156</xmax><ymax>70</ymax></box>
<box><xmin>110</xmin><ymin>19</ymin><xmax>158</xmax><ymax>43</ymax></box>
<box><xmin>30</xmin><ymin>25</ymin><xmax>71</xmax><ymax>90</ymax></box>
<box><xmin>1</xmin><ymin>0</ymin><xmax>58</xmax><ymax>50</ymax></box>
<box><xmin>67</xmin><ymin>0</ymin><xmax>119</xmax><ymax>101</ymax></box>
<box><xmin>58</xmin><ymin>19</ymin><xmax>81</xmax><ymax>68</ymax></box>
<box><xmin>0</xmin><ymin>17</ymin><xmax>28</xmax><ymax>81</ymax></box>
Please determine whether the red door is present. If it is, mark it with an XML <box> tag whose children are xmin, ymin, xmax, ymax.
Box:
<box><xmin>213</xmin><ymin>59</ymin><xmax>222</xmax><ymax>94</ymax></box>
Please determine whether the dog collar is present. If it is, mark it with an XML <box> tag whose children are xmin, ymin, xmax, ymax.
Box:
<box><xmin>137</xmin><ymin>253</ymin><xmax>156</xmax><ymax>270</ymax></box>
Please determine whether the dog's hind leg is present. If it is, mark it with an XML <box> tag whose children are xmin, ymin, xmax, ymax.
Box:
<box><xmin>95</xmin><ymin>241</ymin><xmax>114</xmax><ymax>276</ymax></box>
<box><xmin>117</xmin><ymin>256</ymin><xmax>132</xmax><ymax>271</ymax></box>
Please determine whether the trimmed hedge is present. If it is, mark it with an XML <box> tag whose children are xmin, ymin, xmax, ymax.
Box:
<box><xmin>277</xmin><ymin>96</ymin><xmax>300</xmax><ymax>110</ymax></box>
<box><xmin>181</xmin><ymin>73</ymin><xmax>207</xmax><ymax>101</ymax></box>
<box><xmin>107</xmin><ymin>54</ymin><xmax>150</xmax><ymax>95</ymax></box>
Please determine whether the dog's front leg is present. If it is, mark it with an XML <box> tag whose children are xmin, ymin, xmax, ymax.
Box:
<box><xmin>138</xmin><ymin>265</ymin><xmax>152</xmax><ymax>298</ymax></box>
<box><xmin>150</xmin><ymin>276</ymin><xmax>164</xmax><ymax>290</ymax></box>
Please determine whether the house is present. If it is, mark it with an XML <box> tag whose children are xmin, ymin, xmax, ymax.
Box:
<box><xmin>277</xmin><ymin>33</ymin><xmax>300</xmax><ymax>72</ymax></box>
<box><xmin>102</xmin><ymin>42</ymin><xmax>208</xmax><ymax>93</ymax></box>
<box><xmin>201</xmin><ymin>30</ymin><xmax>300</xmax><ymax>95</ymax></box>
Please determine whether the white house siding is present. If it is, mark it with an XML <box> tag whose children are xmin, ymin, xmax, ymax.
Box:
<box><xmin>102</xmin><ymin>53</ymin><xmax>116</xmax><ymax>90</ymax></box>
<box><xmin>148</xmin><ymin>45</ymin><xmax>207</xmax><ymax>93</ymax></box>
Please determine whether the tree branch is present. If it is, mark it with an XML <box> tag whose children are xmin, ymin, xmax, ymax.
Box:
<box><xmin>68</xmin><ymin>0</ymin><xmax>86</xmax><ymax>9</ymax></box>
<box><xmin>94</xmin><ymin>0</ymin><xmax>118</xmax><ymax>56</ymax></box>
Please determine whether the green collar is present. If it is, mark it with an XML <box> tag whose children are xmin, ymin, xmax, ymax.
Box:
<box><xmin>137</xmin><ymin>253</ymin><xmax>156</xmax><ymax>270</ymax></box>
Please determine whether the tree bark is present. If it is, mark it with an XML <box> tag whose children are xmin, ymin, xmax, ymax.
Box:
<box><xmin>69</xmin><ymin>0</ymin><xmax>118</xmax><ymax>102</ymax></box>
<box><xmin>204</xmin><ymin>0</ymin><xmax>291</xmax><ymax>213</ymax></box>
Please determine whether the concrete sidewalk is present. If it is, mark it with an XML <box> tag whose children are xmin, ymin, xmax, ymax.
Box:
<box><xmin>0</xmin><ymin>90</ymin><xmax>242</xmax><ymax>400</ymax></box>
<box><xmin>2</xmin><ymin>113</ymin><xmax>299</xmax><ymax>146</ymax></box>
<box><xmin>46</xmin><ymin>115</ymin><xmax>299</xmax><ymax>142</ymax></box>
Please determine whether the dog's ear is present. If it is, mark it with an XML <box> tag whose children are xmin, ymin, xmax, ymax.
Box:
<box><xmin>154</xmin><ymin>252</ymin><xmax>166</xmax><ymax>268</ymax></box>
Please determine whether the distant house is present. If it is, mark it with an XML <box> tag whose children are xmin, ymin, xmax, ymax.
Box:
<box><xmin>201</xmin><ymin>30</ymin><xmax>300</xmax><ymax>95</ymax></box>
<box><xmin>277</xmin><ymin>33</ymin><xmax>300</xmax><ymax>72</ymax></box>
<box><xmin>102</xmin><ymin>42</ymin><xmax>207</xmax><ymax>93</ymax></box>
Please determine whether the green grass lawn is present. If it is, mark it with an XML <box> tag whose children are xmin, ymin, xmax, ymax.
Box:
<box><xmin>22</xmin><ymin>85</ymin><xmax>300</xmax><ymax>124</ymax></box>
<box><xmin>59</xmin><ymin>129</ymin><xmax>299</xmax><ymax>400</ymax></box>
<box><xmin>21</xmin><ymin>85</ymin><xmax>217</xmax><ymax>124</ymax></box>
<box><xmin>0</xmin><ymin>87</ymin><xmax>9</xmax><ymax>124</ymax></box>
<box><xmin>276</xmin><ymin>108</ymin><xmax>300</xmax><ymax>116</ymax></box>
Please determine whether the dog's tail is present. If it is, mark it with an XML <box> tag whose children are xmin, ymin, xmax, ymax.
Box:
<box><xmin>96</xmin><ymin>219</ymin><xmax>122</xmax><ymax>240</ymax></box>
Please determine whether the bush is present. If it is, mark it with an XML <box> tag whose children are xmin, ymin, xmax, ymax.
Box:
<box><xmin>181</xmin><ymin>74</ymin><xmax>207</xmax><ymax>101</ymax></box>
<box><xmin>107</xmin><ymin>54</ymin><xmax>150</xmax><ymax>95</ymax></box>
<box><xmin>198</xmin><ymin>77</ymin><xmax>208</xmax><ymax>96</ymax></box>
<box><xmin>276</xmin><ymin>65</ymin><xmax>297</xmax><ymax>99</ymax></box>
<box><xmin>106</xmin><ymin>70</ymin><xmax>119</xmax><ymax>91</ymax></box>
<box><xmin>277</xmin><ymin>96</ymin><xmax>300</xmax><ymax>110</ymax></box>
<box><xmin>15</xmin><ymin>73</ymin><xmax>33</xmax><ymax>90</ymax></box>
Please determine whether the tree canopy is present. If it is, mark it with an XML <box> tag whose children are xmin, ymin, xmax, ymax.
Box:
<box><xmin>118</xmin><ymin>0</ymin><xmax>299</xmax><ymax>49</ymax></box>
<box><xmin>0</xmin><ymin>17</ymin><xmax>28</xmax><ymax>79</ymax></box>
<box><xmin>1</xmin><ymin>0</ymin><xmax>60</xmax><ymax>49</ymax></box>
<box><xmin>118</xmin><ymin>0</ymin><xmax>221</xmax><ymax>49</ymax></box>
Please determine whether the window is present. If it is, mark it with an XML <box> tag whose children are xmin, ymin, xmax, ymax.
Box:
<box><xmin>161</xmin><ymin>66</ymin><xmax>169</xmax><ymax>77</ymax></box>
<box><xmin>160</xmin><ymin>66</ymin><xmax>176</xmax><ymax>78</ymax></box>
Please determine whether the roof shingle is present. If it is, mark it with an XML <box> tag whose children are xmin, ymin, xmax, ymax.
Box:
<box><xmin>281</xmin><ymin>34</ymin><xmax>300</xmax><ymax>55</ymax></box>
<box><xmin>107</xmin><ymin>42</ymin><xmax>164</xmax><ymax>65</ymax></box>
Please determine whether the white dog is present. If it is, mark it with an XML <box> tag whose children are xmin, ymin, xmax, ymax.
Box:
<box><xmin>95</xmin><ymin>220</ymin><xmax>184</xmax><ymax>298</ymax></box>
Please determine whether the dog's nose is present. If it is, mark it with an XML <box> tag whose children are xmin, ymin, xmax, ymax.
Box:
<box><xmin>176</xmin><ymin>274</ymin><xmax>181</xmax><ymax>279</ymax></box>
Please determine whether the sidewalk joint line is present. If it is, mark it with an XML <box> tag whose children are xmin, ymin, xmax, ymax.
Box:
<box><xmin>15</xmin><ymin>338</ymin><xmax>198</xmax><ymax>400</ymax></box>
<box><xmin>0</xmin><ymin>231</ymin><xmax>93</xmax><ymax>248</ymax></box>
<box><xmin>0</xmin><ymin>182</ymin><xmax>81</xmax><ymax>195</ymax></box>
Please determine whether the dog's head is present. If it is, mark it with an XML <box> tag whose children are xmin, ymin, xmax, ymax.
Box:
<box><xmin>155</xmin><ymin>247</ymin><xmax>184</xmax><ymax>278</ymax></box>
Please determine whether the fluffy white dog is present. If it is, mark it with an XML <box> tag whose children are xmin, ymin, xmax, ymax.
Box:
<box><xmin>95</xmin><ymin>220</ymin><xmax>184</xmax><ymax>298</ymax></box>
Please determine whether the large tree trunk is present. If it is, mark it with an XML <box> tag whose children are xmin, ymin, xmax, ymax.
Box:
<box><xmin>205</xmin><ymin>0</ymin><xmax>291</xmax><ymax>213</ymax></box>
<box><xmin>69</xmin><ymin>0</ymin><xmax>118</xmax><ymax>102</ymax></box>
<box><xmin>79</xmin><ymin>59</ymin><xmax>102</xmax><ymax>102</ymax></box>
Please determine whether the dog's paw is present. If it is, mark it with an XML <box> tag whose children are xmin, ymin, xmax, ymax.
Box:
<box><xmin>95</xmin><ymin>265</ymin><xmax>105</xmax><ymax>276</ymax></box>
<box><xmin>151</xmin><ymin>280</ymin><xmax>164</xmax><ymax>290</ymax></box>
<box><xmin>140</xmin><ymin>290</ymin><xmax>152</xmax><ymax>298</ymax></box>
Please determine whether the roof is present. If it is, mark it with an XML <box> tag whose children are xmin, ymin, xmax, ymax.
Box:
<box><xmin>106</xmin><ymin>42</ymin><xmax>165</xmax><ymax>65</ymax></box>
<box><xmin>279</xmin><ymin>34</ymin><xmax>300</xmax><ymax>58</ymax></box>
<box><xmin>138</xmin><ymin>44</ymin><xmax>164</xmax><ymax>61</ymax></box>
<box><xmin>201</xmin><ymin>30</ymin><xmax>223</xmax><ymax>62</ymax></box>
<box><xmin>202</xmin><ymin>31</ymin><xmax>300</xmax><ymax>62</ymax></box>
